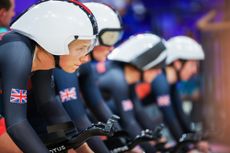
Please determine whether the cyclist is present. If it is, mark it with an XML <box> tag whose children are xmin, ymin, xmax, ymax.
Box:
<box><xmin>136</xmin><ymin>36</ymin><xmax>206</xmax><ymax>150</ymax></box>
<box><xmin>53</xmin><ymin>2</ymin><xmax>123</xmax><ymax>152</ymax></box>
<box><xmin>0</xmin><ymin>0</ymin><xmax>23</xmax><ymax>152</ymax></box>
<box><xmin>96</xmin><ymin>33</ymin><xmax>167</xmax><ymax>152</ymax></box>
<box><xmin>135</xmin><ymin>68</ymin><xmax>185</xmax><ymax>141</ymax></box>
<box><xmin>0</xmin><ymin>0</ymin><xmax>98</xmax><ymax>152</ymax></box>
<box><xmin>78</xmin><ymin>2</ymin><xmax>123</xmax><ymax>123</ymax></box>
<box><xmin>166</xmin><ymin>36</ymin><xmax>208</xmax><ymax>152</ymax></box>
<box><xmin>165</xmin><ymin>36</ymin><xmax>205</xmax><ymax>133</ymax></box>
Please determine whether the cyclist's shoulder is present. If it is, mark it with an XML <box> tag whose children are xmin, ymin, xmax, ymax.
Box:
<box><xmin>105</xmin><ymin>60</ymin><xmax>121</xmax><ymax>69</ymax></box>
<box><xmin>155</xmin><ymin>72</ymin><xmax>168</xmax><ymax>82</ymax></box>
<box><xmin>151</xmin><ymin>72</ymin><xmax>170</xmax><ymax>93</ymax></box>
<box><xmin>0</xmin><ymin>30</ymin><xmax>36</xmax><ymax>50</ymax></box>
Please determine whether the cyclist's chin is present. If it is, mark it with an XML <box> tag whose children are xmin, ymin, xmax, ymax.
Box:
<box><xmin>60</xmin><ymin>66</ymin><xmax>78</xmax><ymax>73</ymax></box>
<box><xmin>182</xmin><ymin>73</ymin><xmax>195</xmax><ymax>81</ymax></box>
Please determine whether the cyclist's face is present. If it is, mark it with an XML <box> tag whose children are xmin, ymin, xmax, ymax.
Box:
<box><xmin>124</xmin><ymin>64</ymin><xmax>141</xmax><ymax>84</ymax></box>
<box><xmin>180</xmin><ymin>60</ymin><xmax>199</xmax><ymax>81</ymax></box>
<box><xmin>0</xmin><ymin>0</ymin><xmax>15</xmax><ymax>27</ymax></box>
<box><xmin>59</xmin><ymin>39</ymin><xmax>91</xmax><ymax>73</ymax></box>
<box><xmin>92</xmin><ymin>45</ymin><xmax>113</xmax><ymax>62</ymax></box>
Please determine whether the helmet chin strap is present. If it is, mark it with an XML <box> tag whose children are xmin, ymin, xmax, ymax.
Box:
<box><xmin>54</xmin><ymin>55</ymin><xmax>61</xmax><ymax>69</ymax></box>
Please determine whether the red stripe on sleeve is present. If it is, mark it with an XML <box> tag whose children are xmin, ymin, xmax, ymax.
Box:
<box><xmin>0</xmin><ymin>117</ymin><xmax>6</xmax><ymax>136</ymax></box>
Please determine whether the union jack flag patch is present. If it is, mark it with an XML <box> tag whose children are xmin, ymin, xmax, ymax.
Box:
<box><xmin>59</xmin><ymin>87</ymin><xmax>77</xmax><ymax>103</ymax></box>
<box><xmin>122</xmin><ymin>99</ymin><xmax>133</xmax><ymax>111</ymax></box>
<box><xmin>10</xmin><ymin>88</ymin><xmax>27</xmax><ymax>104</ymax></box>
<box><xmin>157</xmin><ymin>95</ymin><xmax>170</xmax><ymax>107</ymax></box>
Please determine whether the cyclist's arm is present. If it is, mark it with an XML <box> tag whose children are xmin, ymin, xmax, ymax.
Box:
<box><xmin>130</xmin><ymin>84</ymin><xmax>159</xmax><ymax>131</ymax></box>
<box><xmin>98</xmin><ymin>68</ymin><xmax>157</xmax><ymax>152</ymax></box>
<box><xmin>98</xmin><ymin>69</ymin><xmax>143</xmax><ymax>134</ymax></box>
<box><xmin>53</xmin><ymin>68</ymin><xmax>110</xmax><ymax>153</ymax></box>
<box><xmin>170</xmin><ymin>83</ymin><xmax>192</xmax><ymax>133</ymax></box>
<box><xmin>0</xmin><ymin>37</ymin><xmax>49</xmax><ymax>153</ymax></box>
<box><xmin>151</xmin><ymin>73</ymin><xmax>184</xmax><ymax>140</ymax></box>
<box><xmin>78</xmin><ymin>63</ymin><xmax>114</xmax><ymax>123</ymax></box>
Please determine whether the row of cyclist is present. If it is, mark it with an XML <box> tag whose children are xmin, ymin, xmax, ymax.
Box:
<box><xmin>0</xmin><ymin>0</ymin><xmax>209</xmax><ymax>153</ymax></box>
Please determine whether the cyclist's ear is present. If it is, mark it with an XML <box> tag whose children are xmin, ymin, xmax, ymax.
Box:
<box><xmin>0</xmin><ymin>9</ymin><xmax>6</xmax><ymax>16</ymax></box>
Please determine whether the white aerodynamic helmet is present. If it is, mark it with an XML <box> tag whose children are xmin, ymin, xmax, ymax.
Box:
<box><xmin>108</xmin><ymin>33</ymin><xmax>167</xmax><ymax>71</ymax></box>
<box><xmin>166</xmin><ymin>36</ymin><xmax>205</xmax><ymax>64</ymax></box>
<box><xmin>11</xmin><ymin>0</ymin><xmax>98</xmax><ymax>55</ymax></box>
<box><xmin>84</xmin><ymin>2</ymin><xmax>122</xmax><ymax>46</ymax></box>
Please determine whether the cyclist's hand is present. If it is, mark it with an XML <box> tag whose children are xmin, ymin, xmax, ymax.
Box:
<box><xmin>187</xmin><ymin>149</ymin><xmax>201</xmax><ymax>153</ymax></box>
<box><xmin>129</xmin><ymin>145</ymin><xmax>144</xmax><ymax>153</ymax></box>
<box><xmin>197</xmin><ymin>140</ymin><xmax>209</xmax><ymax>153</ymax></box>
<box><xmin>159</xmin><ymin>136</ymin><xmax>167</xmax><ymax>143</ymax></box>
<box><xmin>74</xmin><ymin>143</ymin><xmax>94</xmax><ymax>153</ymax></box>
<box><xmin>68</xmin><ymin>149</ymin><xmax>76</xmax><ymax>153</ymax></box>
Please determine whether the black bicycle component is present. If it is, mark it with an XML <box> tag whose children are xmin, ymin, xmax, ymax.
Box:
<box><xmin>40</xmin><ymin>115</ymin><xmax>119</xmax><ymax>153</ymax></box>
<box><xmin>156</xmin><ymin>132</ymin><xmax>202</xmax><ymax>153</ymax></box>
<box><xmin>109</xmin><ymin>124</ymin><xmax>164</xmax><ymax>153</ymax></box>
<box><xmin>171</xmin><ymin>133</ymin><xmax>202</xmax><ymax>153</ymax></box>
